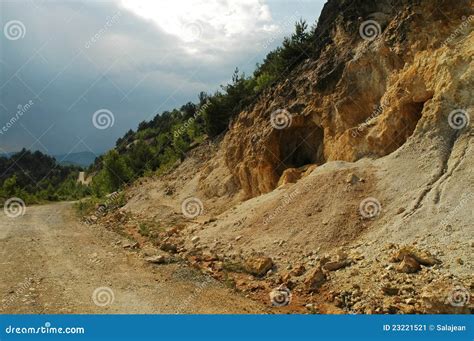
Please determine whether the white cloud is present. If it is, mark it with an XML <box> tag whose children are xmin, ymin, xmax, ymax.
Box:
<box><xmin>119</xmin><ymin>0</ymin><xmax>278</xmax><ymax>54</ymax></box>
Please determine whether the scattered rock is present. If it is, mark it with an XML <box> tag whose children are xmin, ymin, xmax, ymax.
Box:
<box><xmin>346</xmin><ymin>173</ymin><xmax>360</xmax><ymax>184</ymax></box>
<box><xmin>191</xmin><ymin>236</ymin><xmax>200</xmax><ymax>244</ymax></box>
<box><xmin>160</xmin><ymin>243</ymin><xmax>178</xmax><ymax>253</ymax></box>
<box><xmin>396</xmin><ymin>256</ymin><xmax>421</xmax><ymax>273</ymax></box>
<box><xmin>145</xmin><ymin>255</ymin><xmax>168</xmax><ymax>264</ymax></box>
<box><xmin>290</xmin><ymin>264</ymin><xmax>306</xmax><ymax>276</ymax></box>
<box><xmin>391</xmin><ymin>246</ymin><xmax>439</xmax><ymax>266</ymax></box>
<box><xmin>421</xmin><ymin>280</ymin><xmax>471</xmax><ymax>314</ymax></box>
<box><xmin>277</xmin><ymin>168</ymin><xmax>302</xmax><ymax>186</ymax></box>
<box><xmin>304</xmin><ymin>268</ymin><xmax>326</xmax><ymax>291</ymax></box>
<box><xmin>245</xmin><ymin>256</ymin><xmax>273</xmax><ymax>277</ymax></box>
<box><xmin>381</xmin><ymin>285</ymin><xmax>400</xmax><ymax>296</ymax></box>
<box><xmin>323</xmin><ymin>260</ymin><xmax>350</xmax><ymax>272</ymax></box>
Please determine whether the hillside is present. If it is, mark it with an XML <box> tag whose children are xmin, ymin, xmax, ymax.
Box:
<box><xmin>84</xmin><ymin>0</ymin><xmax>473</xmax><ymax>314</ymax></box>
<box><xmin>0</xmin><ymin>149</ymin><xmax>89</xmax><ymax>204</ymax></box>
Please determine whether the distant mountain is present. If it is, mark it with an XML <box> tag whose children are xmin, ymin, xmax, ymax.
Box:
<box><xmin>1</xmin><ymin>151</ymin><xmax>98</xmax><ymax>168</ymax></box>
<box><xmin>0</xmin><ymin>152</ymin><xmax>17</xmax><ymax>158</ymax></box>
<box><xmin>54</xmin><ymin>152</ymin><xmax>98</xmax><ymax>168</ymax></box>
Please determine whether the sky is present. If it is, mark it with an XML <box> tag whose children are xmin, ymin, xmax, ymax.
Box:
<box><xmin>0</xmin><ymin>0</ymin><xmax>325</xmax><ymax>156</ymax></box>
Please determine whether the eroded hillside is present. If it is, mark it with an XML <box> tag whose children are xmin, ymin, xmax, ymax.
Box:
<box><xmin>86</xmin><ymin>0</ymin><xmax>473</xmax><ymax>314</ymax></box>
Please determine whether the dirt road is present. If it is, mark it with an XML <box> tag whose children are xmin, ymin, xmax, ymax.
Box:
<box><xmin>0</xmin><ymin>202</ymin><xmax>266</xmax><ymax>314</ymax></box>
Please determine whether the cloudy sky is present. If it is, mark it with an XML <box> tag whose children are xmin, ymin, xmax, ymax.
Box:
<box><xmin>0</xmin><ymin>0</ymin><xmax>325</xmax><ymax>156</ymax></box>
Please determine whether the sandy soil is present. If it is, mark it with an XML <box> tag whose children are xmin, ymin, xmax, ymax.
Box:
<box><xmin>0</xmin><ymin>202</ymin><xmax>266</xmax><ymax>314</ymax></box>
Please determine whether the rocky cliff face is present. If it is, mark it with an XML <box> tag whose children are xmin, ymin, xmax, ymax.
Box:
<box><xmin>94</xmin><ymin>0</ymin><xmax>473</xmax><ymax>314</ymax></box>
<box><xmin>219</xmin><ymin>0</ymin><xmax>472</xmax><ymax>198</ymax></box>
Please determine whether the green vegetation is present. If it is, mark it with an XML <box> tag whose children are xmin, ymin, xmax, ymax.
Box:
<box><xmin>90</xmin><ymin>20</ymin><xmax>316</xmax><ymax>195</ymax></box>
<box><xmin>0</xmin><ymin>149</ymin><xmax>90</xmax><ymax>204</ymax></box>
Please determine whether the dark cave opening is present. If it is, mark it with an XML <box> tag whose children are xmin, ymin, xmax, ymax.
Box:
<box><xmin>274</xmin><ymin>122</ymin><xmax>325</xmax><ymax>175</ymax></box>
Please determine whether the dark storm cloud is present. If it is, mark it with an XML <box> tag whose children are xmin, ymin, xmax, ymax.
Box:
<box><xmin>0</xmin><ymin>0</ymin><xmax>324</xmax><ymax>155</ymax></box>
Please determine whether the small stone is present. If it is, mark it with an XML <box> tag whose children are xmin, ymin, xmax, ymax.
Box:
<box><xmin>381</xmin><ymin>285</ymin><xmax>399</xmax><ymax>296</ymax></box>
<box><xmin>396</xmin><ymin>256</ymin><xmax>421</xmax><ymax>273</ymax></box>
<box><xmin>245</xmin><ymin>256</ymin><xmax>273</xmax><ymax>277</ymax></box>
<box><xmin>145</xmin><ymin>255</ymin><xmax>168</xmax><ymax>264</ymax></box>
<box><xmin>396</xmin><ymin>207</ymin><xmax>405</xmax><ymax>214</ymax></box>
<box><xmin>191</xmin><ymin>236</ymin><xmax>200</xmax><ymax>244</ymax></box>
<box><xmin>391</xmin><ymin>246</ymin><xmax>439</xmax><ymax>266</ymax></box>
<box><xmin>323</xmin><ymin>260</ymin><xmax>349</xmax><ymax>272</ymax></box>
<box><xmin>346</xmin><ymin>173</ymin><xmax>360</xmax><ymax>184</ymax></box>
<box><xmin>304</xmin><ymin>268</ymin><xmax>327</xmax><ymax>291</ymax></box>
<box><xmin>235</xmin><ymin>235</ymin><xmax>242</xmax><ymax>241</ymax></box>
<box><xmin>290</xmin><ymin>264</ymin><xmax>306</xmax><ymax>276</ymax></box>
<box><xmin>160</xmin><ymin>243</ymin><xmax>178</xmax><ymax>253</ymax></box>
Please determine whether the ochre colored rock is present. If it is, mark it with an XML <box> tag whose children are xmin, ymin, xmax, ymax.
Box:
<box><xmin>245</xmin><ymin>256</ymin><xmax>273</xmax><ymax>276</ymax></box>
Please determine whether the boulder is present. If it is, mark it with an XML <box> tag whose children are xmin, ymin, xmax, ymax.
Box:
<box><xmin>277</xmin><ymin>168</ymin><xmax>302</xmax><ymax>187</ymax></box>
<box><xmin>396</xmin><ymin>255</ymin><xmax>421</xmax><ymax>273</ymax></box>
<box><xmin>290</xmin><ymin>264</ymin><xmax>306</xmax><ymax>276</ymax></box>
<box><xmin>245</xmin><ymin>256</ymin><xmax>273</xmax><ymax>276</ymax></box>
<box><xmin>391</xmin><ymin>246</ymin><xmax>439</xmax><ymax>266</ymax></box>
<box><xmin>304</xmin><ymin>268</ymin><xmax>327</xmax><ymax>291</ymax></box>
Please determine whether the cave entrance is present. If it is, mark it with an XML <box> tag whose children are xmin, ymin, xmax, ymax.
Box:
<box><xmin>274</xmin><ymin>121</ymin><xmax>324</xmax><ymax>175</ymax></box>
